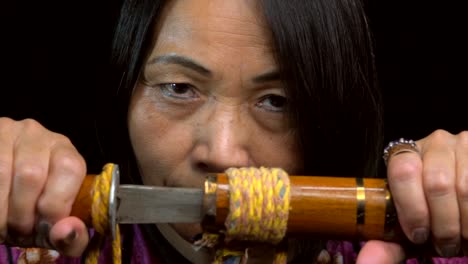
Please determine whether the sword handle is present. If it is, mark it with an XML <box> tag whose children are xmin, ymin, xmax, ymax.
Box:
<box><xmin>70</xmin><ymin>163</ymin><xmax>119</xmax><ymax>239</ymax></box>
<box><xmin>70</xmin><ymin>174</ymin><xmax>97</xmax><ymax>227</ymax></box>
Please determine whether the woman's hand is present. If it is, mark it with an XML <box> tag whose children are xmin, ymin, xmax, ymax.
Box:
<box><xmin>0</xmin><ymin>117</ymin><xmax>89</xmax><ymax>256</ymax></box>
<box><xmin>357</xmin><ymin>129</ymin><xmax>468</xmax><ymax>263</ymax></box>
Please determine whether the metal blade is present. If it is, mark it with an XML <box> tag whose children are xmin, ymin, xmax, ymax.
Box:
<box><xmin>116</xmin><ymin>185</ymin><xmax>204</xmax><ymax>223</ymax></box>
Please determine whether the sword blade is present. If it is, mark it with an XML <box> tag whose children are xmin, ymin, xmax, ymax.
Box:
<box><xmin>116</xmin><ymin>185</ymin><xmax>204</xmax><ymax>223</ymax></box>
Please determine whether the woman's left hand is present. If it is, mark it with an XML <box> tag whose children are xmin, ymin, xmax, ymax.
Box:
<box><xmin>357</xmin><ymin>129</ymin><xmax>468</xmax><ymax>263</ymax></box>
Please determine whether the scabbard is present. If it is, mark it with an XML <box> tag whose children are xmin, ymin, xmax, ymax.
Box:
<box><xmin>201</xmin><ymin>174</ymin><xmax>404</xmax><ymax>242</ymax></box>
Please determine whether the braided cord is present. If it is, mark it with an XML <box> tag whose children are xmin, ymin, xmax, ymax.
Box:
<box><xmin>225</xmin><ymin>167</ymin><xmax>290</xmax><ymax>244</ymax></box>
<box><xmin>85</xmin><ymin>163</ymin><xmax>121</xmax><ymax>264</ymax></box>
<box><xmin>207</xmin><ymin>167</ymin><xmax>291</xmax><ymax>263</ymax></box>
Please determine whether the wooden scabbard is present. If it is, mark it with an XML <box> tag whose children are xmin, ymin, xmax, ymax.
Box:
<box><xmin>202</xmin><ymin>174</ymin><xmax>405</xmax><ymax>243</ymax></box>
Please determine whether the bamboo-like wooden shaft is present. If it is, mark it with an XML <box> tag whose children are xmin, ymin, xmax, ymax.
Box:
<box><xmin>203</xmin><ymin>174</ymin><xmax>406</xmax><ymax>243</ymax></box>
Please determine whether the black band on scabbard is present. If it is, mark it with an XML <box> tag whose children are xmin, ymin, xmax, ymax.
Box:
<box><xmin>383</xmin><ymin>180</ymin><xmax>398</xmax><ymax>241</ymax></box>
<box><xmin>356</xmin><ymin>177</ymin><xmax>365</xmax><ymax>236</ymax></box>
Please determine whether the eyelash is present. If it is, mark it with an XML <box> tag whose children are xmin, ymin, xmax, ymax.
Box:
<box><xmin>256</xmin><ymin>94</ymin><xmax>288</xmax><ymax>113</ymax></box>
<box><xmin>157</xmin><ymin>83</ymin><xmax>287</xmax><ymax>113</ymax></box>
<box><xmin>158</xmin><ymin>83</ymin><xmax>199</xmax><ymax>100</ymax></box>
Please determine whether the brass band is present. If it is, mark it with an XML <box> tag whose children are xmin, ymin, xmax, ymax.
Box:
<box><xmin>203</xmin><ymin>175</ymin><xmax>218</xmax><ymax>217</ymax></box>
<box><xmin>383</xmin><ymin>180</ymin><xmax>398</xmax><ymax>240</ymax></box>
<box><xmin>356</xmin><ymin>177</ymin><xmax>366</xmax><ymax>236</ymax></box>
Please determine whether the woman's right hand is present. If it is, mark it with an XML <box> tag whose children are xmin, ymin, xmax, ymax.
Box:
<box><xmin>0</xmin><ymin>117</ymin><xmax>89</xmax><ymax>256</ymax></box>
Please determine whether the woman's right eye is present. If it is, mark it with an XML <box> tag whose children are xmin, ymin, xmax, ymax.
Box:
<box><xmin>159</xmin><ymin>83</ymin><xmax>198</xmax><ymax>100</ymax></box>
<box><xmin>256</xmin><ymin>94</ymin><xmax>288</xmax><ymax>113</ymax></box>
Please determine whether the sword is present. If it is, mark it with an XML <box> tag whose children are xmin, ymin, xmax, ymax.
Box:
<box><xmin>70</xmin><ymin>163</ymin><xmax>405</xmax><ymax>243</ymax></box>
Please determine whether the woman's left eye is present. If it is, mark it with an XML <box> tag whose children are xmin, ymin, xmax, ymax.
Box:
<box><xmin>256</xmin><ymin>94</ymin><xmax>288</xmax><ymax>113</ymax></box>
<box><xmin>159</xmin><ymin>83</ymin><xmax>198</xmax><ymax>100</ymax></box>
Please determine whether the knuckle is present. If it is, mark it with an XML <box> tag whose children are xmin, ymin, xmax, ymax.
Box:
<box><xmin>429</xmin><ymin>129</ymin><xmax>453</xmax><ymax>144</ymax></box>
<box><xmin>458</xmin><ymin>131</ymin><xmax>468</xmax><ymax>146</ymax></box>
<box><xmin>15</xmin><ymin>164</ymin><xmax>45</xmax><ymax>187</ymax></box>
<box><xmin>0</xmin><ymin>117</ymin><xmax>14</xmax><ymax>128</ymax></box>
<box><xmin>388</xmin><ymin>158</ymin><xmax>421</xmax><ymax>182</ymax></box>
<box><xmin>50</xmin><ymin>132</ymin><xmax>72</xmax><ymax>145</ymax></box>
<box><xmin>37</xmin><ymin>196</ymin><xmax>68</xmax><ymax>219</ymax></box>
<box><xmin>456</xmin><ymin>176</ymin><xmax>468</xmax><ymax>201</ymax></box>
<box><xmin>55</xmin><ymin>152</ymin><xmax>86</xmax><ymax>177</ymax></box>
<box><xmin>0</xmin><ymin>117</ymin><xmax>16</xmax><ymax>139</ymax></box>
<box><xmin>423</xmin><ymin>168</ymin><xmax>452</xmax><ymax>197</ymax></box>
<box><xmin>21</xmin><ymin>118</ymin><xmax>44</xmax><ymax>131</ymax></box>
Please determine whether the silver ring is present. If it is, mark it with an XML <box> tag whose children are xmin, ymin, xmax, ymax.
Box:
<box><xmin>382</xmin><ymin>138</ymin><xmax>419</xmax><ymax>165</ymax></box>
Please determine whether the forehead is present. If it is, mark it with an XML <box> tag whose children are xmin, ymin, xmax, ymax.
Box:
<box><xmin>152</xmin><ymin>0</ymin><xmax>272</xmax><ymax>52</ymax></box>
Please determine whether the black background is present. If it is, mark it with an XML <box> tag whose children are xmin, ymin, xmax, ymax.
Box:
<box><xmin>1</xmin><ymin>1</ymin><xmax>466</xmax><ymax>173</ymax></box>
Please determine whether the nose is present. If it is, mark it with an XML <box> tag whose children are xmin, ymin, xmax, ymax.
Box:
<box><xmin>191</xmin><ymin>104</ymin><xmax>250</xmax><ymax>173</ymax></box>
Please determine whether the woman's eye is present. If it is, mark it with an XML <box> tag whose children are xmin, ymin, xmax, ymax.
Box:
<box><xmin>256</xmin><ymin>94</ymin><xmax>288</xmax><ymax>113</ymax></box>
<box><xmin>159</xmin><ymin>83</ymin><xmax>198</xmax><ymax>100</ymax></box>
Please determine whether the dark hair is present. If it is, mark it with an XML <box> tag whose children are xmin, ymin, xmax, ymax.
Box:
<box><xmin>96</xmin><ymin>0</ymin><xmax>383</xmax><ymax>261</ymax></box>
<box><xmin>261</xmin><ymin>0</ymin><xmax>383</xmax><ymax>178</ymax></box>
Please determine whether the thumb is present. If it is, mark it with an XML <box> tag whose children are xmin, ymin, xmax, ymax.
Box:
<box><xmin>356</xmin><ymin>240</ymin><xmax>405</xmax><ymax>264</ymax></box>
<box><xmin>49</xmin><ymin>216</ymin><xmax>89</xmax><ymax>257</ymax></box>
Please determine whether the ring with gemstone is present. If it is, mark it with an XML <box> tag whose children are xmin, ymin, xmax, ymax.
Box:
<box><xmin>382</xmin><ymin>138</ymin><xmax>420</xmax><ymax>165</ymax></box>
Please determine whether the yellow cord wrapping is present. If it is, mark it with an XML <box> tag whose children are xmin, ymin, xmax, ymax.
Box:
<box><xmin>225</xmin><ymin>167</ymin><xmax>290</xmax><ymax>244</ymax></box>
<box><xmin>85</xmin><ymin>163</ymin><xmax>121</xmax><ymax>264</ymax></box>
<box><xmin>203</xmin><ymin>167</ymin><xmax>291</xmax><ymax>264</ymax></box>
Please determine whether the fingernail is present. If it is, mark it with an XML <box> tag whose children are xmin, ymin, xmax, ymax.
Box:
<box><xmin>0</xmin><ymin>230</ymin><xmax>6</xmax><ymax>243</ymax></box>
<box><xmin>64</xmin><ymin>230</ymin><xmax>77</xmax><ymax>245</ymax></box>
<box><xmin>462</xmin><ymin>241</ymin><xmax>468</xmax><ymax>255</ymax></box>
<box><xmin>55</xmin><ymin>230</ymin><xmax>77</xmax><ymax>251</ymax></box>
<box><xmin>436</xmin><ymin>244</ymin><xmax>459</xmax><ymax>257</ymax></box>
<box><xmin>14</xmin><ymin>236</ymin><xmax>32</xmax><ymax>246</ymax></box>
<box><xmin>36</xmin><ymin>221</ymin><xmax>51</xmax><ymax>239</ymax></box>
<box><xmin>35</xmin><ymin>221</ymin><xmax>54</xmax><ymax>249</ymax></box>
<box><xmin>412</xmin><ymin>228</ymin><xmax>429</xmax><ymax>244</ymax></box>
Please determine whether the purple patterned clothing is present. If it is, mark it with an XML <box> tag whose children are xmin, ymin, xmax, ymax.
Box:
<box><xmin>1</xmin><ymin>226</ymin><xmax>468</xmax><ymax>263</ymax></box>
<box><xmin>0</xmin><ymin>225</ymin><xmax>161</xmax><ymax>264</ymax></box>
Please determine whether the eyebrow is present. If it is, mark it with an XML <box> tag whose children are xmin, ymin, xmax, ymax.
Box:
<box><xmin>252</xmin><ymin>70</ymin><xmax>280</xmax><ymax>83</ymax></box>
<box><xmin>147</xmin><ymin>54</ymin><xmax>212</xmax><ymax>77</ymax></box>
<box><xmin>148</xmin><ymin>53</ymin><xmax>280</xmax><ymax>83</ymax></box>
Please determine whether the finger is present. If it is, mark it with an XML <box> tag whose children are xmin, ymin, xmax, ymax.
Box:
<box><xmin>422</xmin><ymin>135</ymin><xmax>459</xmax><ymax>257</ymax></box>
<box><xmin>387</xmin><ymin>149</ymin><xmax>428</xmax><ymax>244</ymax></box>
<box><xmin>9</xmin><ymin>123</ymin><xmax>50</xmax><ymax>235</ymax></box>
<box><xmin>356</xmin><ymin>240</ymin><xmax>405</xmax><ymax>264</ymax></box>
<box><xmin>456</xmin><ymin>132</ymin><xmax>468</xmax><ymax>250</ymax></box>
<box><xmin>0</xmin><ymin>118</ymin><xmax>15</xmax><ymax>242</ymax></box>
<box><xmin>49</xmin><ymin>216</ymin><xmax>89</xmax><ymax>257</ymax></box>
<box><xmin>37</xmin><ymin>137</ymin><xmax>86</xmax><ymax>224</ymax></box>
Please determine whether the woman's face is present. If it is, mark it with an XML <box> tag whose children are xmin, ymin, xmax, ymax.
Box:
<box><xmin>128</xmin><ymin>0</ymin><xmax>302</xmax><ymax>239</ymax></box>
